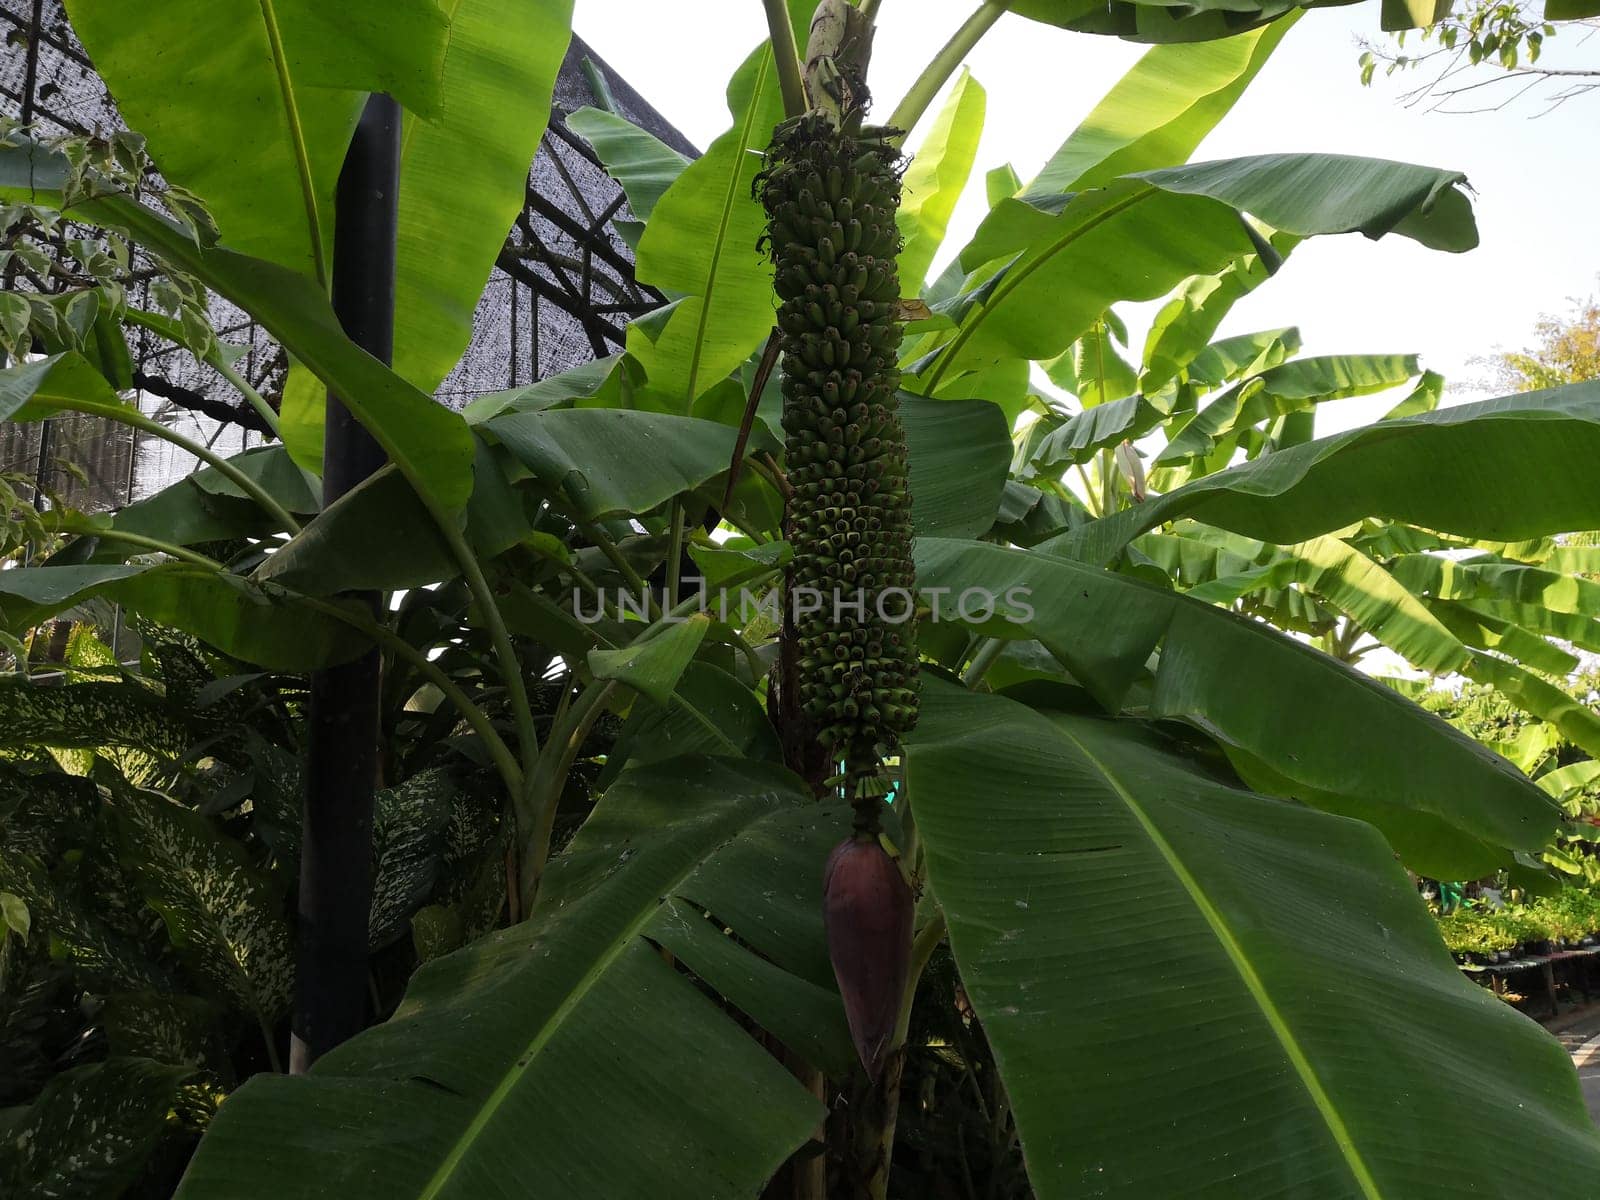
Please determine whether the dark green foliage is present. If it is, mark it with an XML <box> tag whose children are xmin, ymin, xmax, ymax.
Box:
<box><xmin>0</xmin><ymin>761</ymin><xmax>98</xmax><ymax>861</ymax></box>
<box><xmin>0</xmin><ymin>619</ymin><xmax>513</xmax><ymax>1195</ymax></box>
<box><xmin>105</xmin><ymin>775</ymin><xmax>295</xmax><ymax>1026</ymax></box>
<box><xmin>882</xmin><ymin>945</ymin><xmax>1028</xmax><ymax>1199</ymax></box>
<box><xmin>0</xmin><ymin>677</ymin><xmax>191</xmax><ymax>761</ymax></box>
<box><xmin>0</xmin><ymin>1057</ymin><xmax>193</xmax><ymax>1199</ymax></box>
<box><xmin>757</xmin><ymin>113</ymin><xmax>919</xmax><ymax>794</ymax></box>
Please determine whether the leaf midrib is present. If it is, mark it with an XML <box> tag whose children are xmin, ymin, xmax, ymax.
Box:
<box><xmin>1055</xmin><ymin>721</ymin><xmax>1384</xmax><ymax>1200</ymax></box>
<box><xmin>684</xmin><ymin>50</ymin><xmax>774</xmax><ymax>405</ymax></box>
<box><xmin>255</xmin><ymin>0</ymin><xmax>327</xmax><ymax>287</ymax></box>
<box><xmin>926</xmin><ymin>183</ymin><xmax>1157</xmax><ymax>394</ymax></box>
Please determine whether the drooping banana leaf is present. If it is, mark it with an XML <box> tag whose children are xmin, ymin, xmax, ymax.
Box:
<box><xmin>907</xmin><ymin>681</ymin><xmax>1600</xmax><ymax>1200</ymax></box>
<box><xmin>1138</xmin><ymin>528</ymin><xmax>1600</xmax><ymax>751</ymax></box>
<box><xmin>1389</xmin><ymin>553</ymin><xmax>1600</xmax><ymax>618</ymax></box>
<box><xmin>1444</xmin><ymin>597</ymin><xmax>1600</xmax><ymax>657</ymax></box>
<box><xmin>933</xmin><ymin>154</ymin><xmax>1473</xmax><ymax>385</ymax></box>
<box><xmin>0</xmin><ymin>149</ymin><xmax>477</xmax><ymax>515</ymax></box>
<box><xmin>1052</xmin><ymin>381</ymin><xmax>1600</xmax><ymax>566</ymax></box>
<box><xmin>390</xmin><ymin>0</ymin><xmax>574</xmax><ymax>393</ymax></box>
<box><xmin>902</xmin><ymin>394</ymin><xmax>1011</xmax><ymax>539</ymax></box>
<box><xmin>1156</xmin><ymin>354</ymin><xmax>1423</xmax><ymax>464</ymax></box>
<box><xmin>176</xmin><ymin>757</ymin><xmax>850</xmax><ymax>1199</ymax></box>
<box><xmin>564</xmin><ymin>108</ymin><xmax>691</xmax><ymax>224</ymax></box>
<box><xmin>598</xmin><ymin>661</ymin><xmax>782</xmax><ymax>787</ymax></box>
<box><xmin>64</xmin><ymin>0</ymin><xmax>571</xmax><ymax>397</ymax></box>
<box><xmin>0</xmin><ymin>564</ymin><xmax>369</xmax><ymax>671</ymax></box>
<box><xmin>915</xmin><ymin>536</ymin><xmax>1556</xmax><ymax>876</ymax></box>
<box><xmin>1425</xmin><ymin>599</ymin><xmax>1581</xmax><ymax>678</ymax></box>
<box><xmin>589</xmin><ymin>614</ymin><xmax>712</xmax><ymax>708</ymax></box>
<box><xmin>486</xmin><ymin>408</ymin><xmax>780</xmax><ymax>522</ymax></box>
<box><xmin>1002</xmin><ymin>0</ymin><xmax>1513</xmax><ymax>40</ymax></box>
<box><xmin>255</xmin><ymin>438</ymin><xmax>533</xmax><ymax>594</ymax></box>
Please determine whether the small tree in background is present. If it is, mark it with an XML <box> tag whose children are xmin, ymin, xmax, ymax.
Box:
<box><xmin>1360</xmin><ymin>3</ymin><xmax>1599</xmax><ymax>111</ymax></box>
<box><xmin>1484</xmin><ymin>291</ymin><xmax>1600</xmax><ymax>391</ymax></box>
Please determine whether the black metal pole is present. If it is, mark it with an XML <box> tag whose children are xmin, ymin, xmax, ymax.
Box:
<box><xmin>20</xmin><ymin>0</ymin><xmax>49</xmax><ymax>508</ymax></box>
<box><xmin>290</xmin><ymin>94</ymin><xmax>400</xmax><ymax>1073</ymax></box>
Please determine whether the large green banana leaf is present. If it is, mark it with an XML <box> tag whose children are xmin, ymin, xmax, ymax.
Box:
<box><xmin>1141</xmin><ymin>525</ymin><xmax>1587</xmax><ymax>674</ymax></box>
<box><xmin>1380</xmin><ymin>549</ymin><xmax>1600</xmax><ymax>676</ymax></box>
<box><xmin>1054</xmin><ymin>381</ymin><xmax>1600</xmax><ymax>566</ymax></box>
<box><xmin>1179</xmin><ymin>323</ymin><xmax>1302</xmax><ymax>391</ymax></box>
<box><xmin>1004</xmin><ymin>0</ymin><xmax>1329</xmax><ymax>41</ymax></box>
<box><xmin>903</xmin><ymin>395</ymin><xmax>1011</xmax><ymax>539</ymax></box>
<box><xmin>254</xmin><ymin>442</ymin><xmax>530</xmax><ymax>594</ymax></box>
<box><xmin>65</xmin><ymin>0</ymin><xmax>571</xmax><ymax>396</ymax></box>
<box><xmin>62</xmin><ymin>0</ymin><xmax>451</xmax><ymax>281</ymax></box>
<box><xmin>1042</xmin><ymin>321</ymin><xmax>1140</xmax><ymax>407</ymax></box>
<box><xmin>390</xmin><ymin>0</ymin><xmax>573</xmax><ymax>393</ymax></box>
<box><xmin>3</xmin><ymin>357</ymin><xmax>305</xmax><ymax>546</ymax></box>
<box><xmin>897</xmin><ymin>68</ymin><xmax>987</xmax><ymax>290</ymax></box>
<box><xmin>201</xmin><ymin>389</ymin><xmax>1003</xmax><ymax>599</ymax></box>
<box><xmin>1139</xmin><ymin>248</ymin><xmax>1297</xmax><ymax>395</ymax></box>
<box><xmin>1025</xmin><ymin>327</ymin><xmax>1299</xmax><ymax>474</ymax></box>
<box><xmin>176</xmin><ymin>757</ymin><xmax>849</xmax><ymax>1199</ymax></box>
<box><xmin>907</xmin><ymin>681</ymin><xmax>1600</xmax><ymax>1199</ymax></box>
<box><xmin>1390</xmin><ymin>553</ymin><xmax>1600</xmax><ymax>618</ymax></box>
<box><xmin>1027</xmin><ymin>392</ymin><xmax>1169</xmax><ymax>470</ymax></box>
<box><xmin>1462</xmin><ymin>653</ymin><xmax>1600</xmax><ymax>762</ymax></box>
<box><xmin>936</xmin><ymin>155</ymin><xmax>1473</xmax><ymax>383</ymax></box>
<box><xmin>1426</xmin><ymin>599</ymin><xmax>1583</xmax><ymax>677</ymax></box>
<box><xmin>1020</xmin><ymin>18</ymin><xmax>1297</xmax><ymax>197</ymax></box>
<box><xmin>1445</xmin><ymin>597</ymin><xmax>1600</xmax><ymax>657</ymax></box>
<box><xmin>588</xmin><ymin>613</ymin><xmax>711</xmax><ymax>707</ymax></box>
<box><xmin>626</xmin><ymin>3</ymin><xmax>816</xmax><ymax>411</ymax></box>
<box><xmin>914</xmin><ymin>537</ymin><xmax>1555</xmax><ymax>876</ymax></box>
<box><xmin>0</xmin><ymin>564</ymin><xmax>368</xmax><ymax>671</ymax></box>
<box><xmin>486</xmin><ymin>408</ymin><xmax>779</xmax><ymax>521</ymax></box>
<box><xmin>1169</xmin><ymin>530</ymin><xmax>1471</xmax><ymax>672</ymax></box>
<box><xmin>599</xmin><ymin>662</ymin><xmax>783</xmax><ymax>785</ymax></box>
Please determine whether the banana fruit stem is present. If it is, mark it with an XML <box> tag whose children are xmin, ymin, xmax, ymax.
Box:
<box><xmin>762</xmin><ymin>0</ymin><xmax>809</xmax><ymax>119</ymax></box>
<box><xmin>886</xmin><ymin>2</ymin><xmax>1003</xmax><ymax>142</ymax></box>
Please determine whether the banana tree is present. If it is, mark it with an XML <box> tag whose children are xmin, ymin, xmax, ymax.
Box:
<box><xmin>4</xmin><ymin>1</ymin><xmax>1600</xmax><ymax>1198</ymax></box>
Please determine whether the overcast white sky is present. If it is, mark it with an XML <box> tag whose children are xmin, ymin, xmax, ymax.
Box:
<box><xmin>573</xmin><ymin>3</ymin><xmax>1600</xmax><ymax>416</ymax></box>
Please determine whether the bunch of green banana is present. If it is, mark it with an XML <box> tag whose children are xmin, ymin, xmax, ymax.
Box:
<box><xmin>757</xmin><ymin>111</ymin><xmax>919</xmax><ymax>807</ymax></box>
<box><xmin>758</xmin><ymin>0</ymin><xmax>920</xmax><ymax>1082</ymax></box>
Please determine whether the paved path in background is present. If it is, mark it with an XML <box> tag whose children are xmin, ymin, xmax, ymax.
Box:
<box><xmin>1553</xmin><ymin>1010</ymin><xmax>1600</xmax><ymax>1123</ymax></box>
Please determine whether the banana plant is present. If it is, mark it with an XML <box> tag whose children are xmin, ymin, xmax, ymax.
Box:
<box><xmin>4</xmin><ymin>1</ymin><xmax>1600</xmax><ymax>1198</ymax></box>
